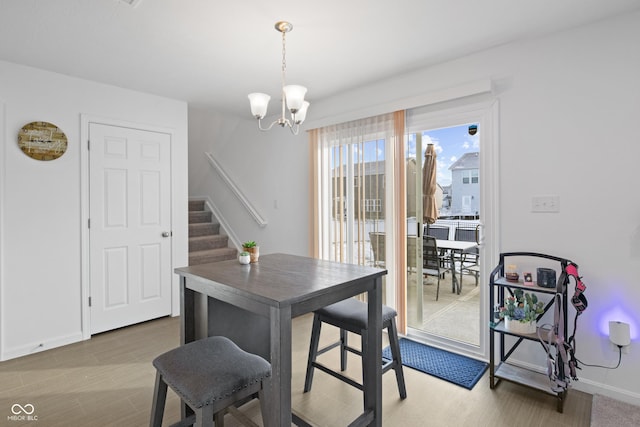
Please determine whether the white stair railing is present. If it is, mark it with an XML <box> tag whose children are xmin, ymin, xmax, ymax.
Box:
<box><xmin>205</xmin><ymin>152</ymin><xmax>267</xmax><ymax>227</ymax></box>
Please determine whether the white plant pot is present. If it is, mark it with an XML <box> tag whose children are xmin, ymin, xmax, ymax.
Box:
<box><xmin>238</xmin><ymin>254</ymin><xmax>251</xmax><ymax>265</ymax></box>
<box><xmin>504</xmin><ymin>318</ymin><xmax>536</xmax><ymax>334</ymax></box>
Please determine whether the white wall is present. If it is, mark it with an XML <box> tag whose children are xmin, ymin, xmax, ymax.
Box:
<box><xmin>0</xmin><ymin>61</ymin><xmax>188</xmax><ymax>360</ymax></box>
<box><xmin>189</xmin><ymin>11</ymin><xmax>640</xmax><ymax>402</ymax></box>
<box><xmin>188</xmin><ymin>107</ymin><xmax>310</xmax><ymax>255</ymax></box>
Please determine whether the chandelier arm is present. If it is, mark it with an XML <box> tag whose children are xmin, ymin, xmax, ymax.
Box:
<box><xmin>257</xmin><ymin>118</ymin><xmax>279</xmax><ymax>132</ymax></box>
<box><xmin>256</xmin><ymin>117</ymin><xmax>300</xmax><ymax>135</ymax></box>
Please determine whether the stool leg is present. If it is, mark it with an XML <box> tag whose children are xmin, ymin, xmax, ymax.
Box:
<box><xmin>149</xmin><ymin>372</ymin><xmax>167</xmax><ymax>427</ymax></box>
<box><xmin>258</xmin><ymin>383</ymin><xmax>272</xmax><ymax>427</ymax></box>
<box><xmin>195</xmin><ymin>404</ymin><xmax>214</xmax><ymax>427</ymax></box>
<box><xmin>340</xmin><ymin>329</ymin><xmax>348</xmax><ymax>371</ymax></box>
<box><xmin>387</xmin><ymin>318</ymin><xmax>407</xmax><ymax>399</ymax></box>
<box><xmin>303</xmin><ymin>314</ymin><xmax>322</xmax><ymax>392</ymax></box>
<box><xmin>212</xmin><ymin>408</ymin><xmax>224</xmax><ymax>427</ymax></box>
<box><xmin>359</xmin><ymin>330</ymin><xmax>368</xmax><ymax>406</ymax></box>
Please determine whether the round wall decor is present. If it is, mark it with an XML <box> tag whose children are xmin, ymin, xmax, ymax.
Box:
<box><xmin>18</xmin><ymin>121</ymin><xmax>68</xmax><ymax>161</ymax></box>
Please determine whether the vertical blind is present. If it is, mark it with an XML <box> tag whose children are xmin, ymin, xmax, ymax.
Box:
<box><xmin>312</xmin><ymin>113</ymin><xmax>396</xmax><ymax>267</ymax></box>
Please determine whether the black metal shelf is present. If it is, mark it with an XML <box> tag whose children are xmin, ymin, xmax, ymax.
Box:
<box><xmin>489</xmin><ymin>252</ymin><xmax>573</xmax><ymax>413</ymax></box>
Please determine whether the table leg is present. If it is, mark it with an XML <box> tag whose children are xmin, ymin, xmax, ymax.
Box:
<box><xmin>362</xmin><ymin>276</ymin><xmax>383</xmax><ymax>427</ymax></box>
<box><xmin>269</xmin><ymin>305</ymin><xmax>292</xmax><ymax>427</ymax></box>
<box><xmin>180</xmin><ymin>278</ymin><xmax>196</xmax><ymax>345</ymax></box>
<box><xmin>179</xmin><ymin>279</ymin><xmax>195</xmax><ymax>420</ymax></box>
<box><xmin>450</xmin><ymin>251</ymin><xmax>458</xmax><ymax>294</ymax></box>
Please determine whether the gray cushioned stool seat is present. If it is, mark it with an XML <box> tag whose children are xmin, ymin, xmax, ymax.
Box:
<box><xmin>150</xmin><ymin>336</ymin><xmax>271</xmax><ymax>427</ymax></box>
<box><xmin>316</xmin><ymin>298</ymin><xmax>398</xmax><ymax>329</ymax></box>
<box><xmin>304</xmin><ymin>298</ymin><xmax>407</xmax><ymax>400</ymax></box>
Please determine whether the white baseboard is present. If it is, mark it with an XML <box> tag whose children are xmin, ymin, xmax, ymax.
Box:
<box><xmin>1</xmin><ymin>331</ymin><xmax>84</xmax><ymax>361</ymax></box>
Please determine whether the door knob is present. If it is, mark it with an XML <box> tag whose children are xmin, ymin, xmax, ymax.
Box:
<box><xmin>162</xmin><ymin>231</ymin><xmax>172</xmax><ymax>238</ymax></box>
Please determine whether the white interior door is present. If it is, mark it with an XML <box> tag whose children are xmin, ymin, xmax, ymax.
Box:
<box><xmin>89</xmin><ymin>123</ymin><xmax>172</xmax><ymax>334</ymax></box>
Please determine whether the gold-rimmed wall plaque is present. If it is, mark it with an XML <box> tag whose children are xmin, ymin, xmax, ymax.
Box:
<box><xmin>18</xmin><ymin>121</ymin><xmax>68</xmax><ymax>161</ymax></box>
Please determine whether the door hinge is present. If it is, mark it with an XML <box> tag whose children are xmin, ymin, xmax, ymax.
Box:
<box><xmin>87</xmin><ymin>140</ymin><xmax>90</xmax><ymax>150</ymax></box>
<box><xmin>88</xmin><ymin>297</ymin><xmax>92</xmax><ymax>307</ymax></box>
<box><xmin>88</xmin><ymin>218</ymin><xmax>91</xmax><ymax>228</ymax></box>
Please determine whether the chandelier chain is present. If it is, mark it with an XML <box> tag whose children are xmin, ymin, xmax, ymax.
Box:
<box><xmin>281</xmin><ymin>30</ymin><xmax>287</xmax><ymax>89</ymax></box>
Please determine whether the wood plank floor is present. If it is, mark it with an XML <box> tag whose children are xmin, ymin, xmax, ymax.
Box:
<box><xmin>0</xmin><ymin>314</ymin><xmax>592</xmax><ymax>426</ymax></box>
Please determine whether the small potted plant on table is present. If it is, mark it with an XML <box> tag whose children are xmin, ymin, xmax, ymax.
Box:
<box><xmin>242</xmin><ymin>241</ymin><xmax>259</xmax><ymax>263</ymax></box>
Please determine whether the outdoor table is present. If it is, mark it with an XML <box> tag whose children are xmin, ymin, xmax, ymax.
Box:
<box><xmin>436</xmin><ymin>239</ymin><xmax>479</xmax><ymax>294</ymax></box>
<box><xmin>175</xmin><ymin>253</ymin><xmax>387</xmax><ymax>426</ymax></box>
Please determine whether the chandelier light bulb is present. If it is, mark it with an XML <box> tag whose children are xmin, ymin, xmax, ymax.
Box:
<box><xmin>294</xmin><ymin>101</ymin><xmax>310</xmax><ymax>125</ymax></box>
<box><xmin>283</xmin><ymin>85</ymin><xmax>307</xmax><ymax>112</ymax></box>
<box><xmin>248</xmin><ymin>93</ymin><xmax>270</xmax><ymax>119</ymax></box>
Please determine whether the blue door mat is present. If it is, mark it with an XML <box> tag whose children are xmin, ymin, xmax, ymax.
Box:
<box><xmin>383</xmin><ymin>338</ymin><xmax>488</xmax><ymax>389</ymax></box>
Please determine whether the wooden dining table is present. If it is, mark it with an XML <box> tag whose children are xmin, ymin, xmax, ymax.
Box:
<box><xmin>175</xmin><ymin>253</ymin><xmax>387</xmax><ymax>426</ymax></box>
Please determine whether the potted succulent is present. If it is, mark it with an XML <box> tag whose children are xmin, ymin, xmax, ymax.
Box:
<box><xmin>238</xmin><ymin>251</ymin><xmax>251</xmax><ymax>265</ymax></box>
<box><xmin>242</xmin><ymin>241</ymin><xmax>259</xmax><ymax>263</ymax></box>
<box><xmin>498</xmin><ymin>289</ymin><xmax>544</xmax><ymax>334</ymax></box>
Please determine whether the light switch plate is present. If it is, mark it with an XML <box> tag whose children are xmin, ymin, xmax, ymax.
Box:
<box><xmin>532</xmin><ymin>195</ymin><xmax>559</xmax><ymax>213</ymax></box>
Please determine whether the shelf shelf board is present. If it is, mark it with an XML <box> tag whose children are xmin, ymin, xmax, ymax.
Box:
<box><xmin>492</xmin><ymin>277</ymin><xmax>559</xmax><ymax>294</ymax></box>
<box><xmin>491</xmin><ymin>322</ymin><xmax>556</xmax><ymax>343</ymax></box>
<box><xmin>494</xmin><ymin>362</ymin><xmax>559</xmax><ymax>396</ymax></box>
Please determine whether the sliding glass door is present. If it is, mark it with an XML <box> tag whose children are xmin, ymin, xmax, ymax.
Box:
<box><xmin>311</xmin><ymin>103</ymin><xmax>498</xmax><ymax>359</ymax></box>
<box><xmin>404</xmin><ymin>100</ymin><xmax>498</xmax><ymax>358</ymax></box>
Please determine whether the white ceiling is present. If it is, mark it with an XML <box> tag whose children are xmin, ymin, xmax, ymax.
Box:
<box><xmin>1</xmin><ymin>0</ymin><xmax>639</xmax><ymax>118</ymax></box>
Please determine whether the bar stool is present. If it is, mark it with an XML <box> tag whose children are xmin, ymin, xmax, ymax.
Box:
<box><xmin>150</xmin><ymin>336</ymin><xmax>271</xmax><ymax>427</ymax></box>
<box><xmin>303</xmin><ymin>298</ymin><xmax>407</xmax><ymax>399</ymax></box>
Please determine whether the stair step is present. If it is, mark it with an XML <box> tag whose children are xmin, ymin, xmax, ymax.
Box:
<box><xmin>187</xmin><ymin>199</ymin><xmax>235</xmax><ymax>266</ymax></box>
<box><xmin>189</xmin><ymin>210</ymin><xmax>212</xmax><ymax>224</ymax></box>
<box><xmin>189</xmin><ymin>247</ymin><xmax>237</xmax><ymax>266</ymax></box>
<box><xmin>189</xmin><ymin>222</ymin><xmax>220</xmax><ymax>237</ymax></box>
<box><xmin>189</xmin><ymin>200</ymin><xmax>205</xmax><ymax>212</ymax></box>
<box><xmin>189</xmin><ymin>234</ymin><xmax>228</xmax><ymax>252</ymax></box>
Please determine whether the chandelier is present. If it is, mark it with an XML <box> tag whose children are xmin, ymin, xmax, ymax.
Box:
<box><xmin>248</xmin><ymin>21</ymin><xmax>309</xmax><ymax>135</ymax></box>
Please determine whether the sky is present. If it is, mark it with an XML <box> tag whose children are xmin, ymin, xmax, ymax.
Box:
<box><xmin>333</xmin><ymin>122</ymin><xmax>480</xmax><ymax>187</ymax></box>
<box><xmin>408</xmin><ymin>123</ymin><xmax>480</xmax><ymax>187</ymax></box>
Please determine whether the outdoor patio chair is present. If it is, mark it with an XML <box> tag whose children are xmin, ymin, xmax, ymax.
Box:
<box><xmin>423</xmin><ymin>235</ymin><xmax>444</xmax><ymax>300</ymax></box>
<box><xmin>425</xmin><ymin>225</ymin><xmax>451</xmax><ymax>269</ymax></box>
<box><xmin>425</xmin><ymin>225</ymin><xmax>449</xmax><ymax>240</ymax></box>
<box><xmin>369</xmin><ymin>231</ymin><xmax>386</xmax><ymax>268</ymax></box>
<box><xmin>454</xmin><ymin>225</ymin><xmax>480</xmax><ymax>286</ymax></box>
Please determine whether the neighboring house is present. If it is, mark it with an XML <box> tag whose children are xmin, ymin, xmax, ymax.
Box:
<box><xmin>332</xmin><ymin>158</ymin><xmax>444</xmax><ymax>222</ymax></box>
<box><xmin>449</xmin><ymin>152</ymin><xmax>479</xmax><ymax>218</ymax></box>
<box><xmin>332</xmin><ymin>160</ymin><xmax>386</xmax><ymax>220</ymax></box>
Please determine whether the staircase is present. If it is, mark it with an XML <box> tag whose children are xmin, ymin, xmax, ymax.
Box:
<box><xmin>188</xmin><ymin>200</ymin><xmax>237</xmax><ymax>265</ymax></box>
